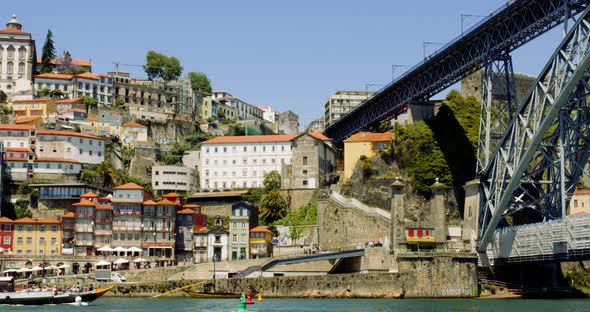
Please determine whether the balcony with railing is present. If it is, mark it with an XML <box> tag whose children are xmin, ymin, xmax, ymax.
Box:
<box><xmin>94</xmin><ymin>229</ymin><xmax>112</xmax><ymax>236</ymax></box>
<box><xmin>74</xmin><ymin>225</ymin><xmax>93</xmax><ymax>233</ymax></box>
<box><xmin>95</xmin><ymin>218</ymin><xmax>112</xmax><ymax>224</ymax></box>
<box><xmin>112</xmin><ymin>226</ymin><xmax>141</xmax><ymax>231</ymax></box>
<box><xmin>113</xmin><ymin>211</ymin><xmax>141</xmax><ymax>217</ymax></box>
<box><xmin>75</xmin><ymin>213</ymin><xmax>94</xmax><ymax>219</ymax></box>
<box><xmin>75</xmin><ymin>240</ymin><xmax>93</xmax><ymax>247</ymax></box>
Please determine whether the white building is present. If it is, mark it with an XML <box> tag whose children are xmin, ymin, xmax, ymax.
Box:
<box><xmin>37</xmin><ymin>130</ymin><xmax>105</xmax><ymax>164</ymax></box>
<box><xmin>152</xmin><ymin>165</ymin><xmax>196</xmax><ymax>195</ymax></box>
<box><xmin>0</xmin><ymin>15</ymin><xmax>35</xmax><ymax>100</ymax></box>
<box><xmin>207</xmin><ymin>216</ymin><xmax>228</xmax><ymax>261</ymax></box>
<box><xmin>200</xmin><ymin>135</ymin><xmax>295</xmax><ymax>190</ymax></box>
<box><xmin>121</xmin><ymin>122</ymin><xmax>148</xmax><ymax>145</ymax></box>
<box><xmin>258</xmin><ymin>106</ymin><xmax>277</xmax><ymax>123</ymax></box>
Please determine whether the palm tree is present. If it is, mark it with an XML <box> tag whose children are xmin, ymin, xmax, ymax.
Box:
<box><xmin>94</xmin><ymin>161</ymin><xmax>115</xmax><ymax>187</ymax></box>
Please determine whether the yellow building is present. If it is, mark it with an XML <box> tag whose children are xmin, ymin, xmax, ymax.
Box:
<box><xmin>12</xmin><ymin>217</ymin><xmax>62</xmax><ymax>257</ymax></box>
<box><xmin>249</xmin><ymin>226</ymin><xmax>273</xmax><ymax>259</ymax></box>
<box><xmin>8</xmin><ymin>98</ymin><xmax>57</xmax><ymax>119</ymax></box>
<box><xmin>343</xmin><ymin>131</ymin><xmax>394</xmax><ymax>182</ymax></box>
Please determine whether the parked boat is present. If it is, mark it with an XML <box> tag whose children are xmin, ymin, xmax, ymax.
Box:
<box><xmin>0</xmin><ymin>277</ymin><xmax>113</xmax><ymax>305</ymax></box>
<box><xmin>184</xmin><ymin>290</ymin><xmax>242</xmax><ymax>299</ymax></box>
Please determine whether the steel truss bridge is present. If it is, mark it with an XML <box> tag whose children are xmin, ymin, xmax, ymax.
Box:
<box><xmin>325</xmin><ymin>0</ymin><xmax>589</xmax><ymax>144</ymax></box>
<box><xmin>326</xmin><ymin>0</ymin><xmax>590</xmax><ymax>263</ymax></box>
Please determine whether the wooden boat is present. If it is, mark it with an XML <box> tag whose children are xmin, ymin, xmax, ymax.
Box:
<box><xmin>184</xmin><ymin>290</ymin><xmax>242</xmax><ymax>299</ymax></box>
<box><xmin>0</xmin><ymin>277</ymin><xmax>113</xmax><ymax>305</ymax></box>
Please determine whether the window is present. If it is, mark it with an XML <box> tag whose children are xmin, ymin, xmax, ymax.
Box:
<box><xmin>66</xmin><ymin>147</ymin><xmax>71</xmax><ymax>153</ymax></box>
<box><xmin>51</xmin><ymin>225</ymin><xmax>58</xmax><ymax>232</ymax></box>
<box><xmin>232</xmin><ymin>235</ymin><xmax>237</xmax><ymax>243</ymax></box>
<box><xmin>17</xmin><ymin>225</ymin><xmax>23</xmax><ymax>232</ymax></box>
<box><xmin>303</xmin><ymin>170</ymin><xmax>308</xmax><ymax>175</ymax></box>
<box><xmin>26</xmin><ymin>225</ymin><xmax>33</xmax><ymax>232</ymax></box>
<box><xmin>26</xmin><ymin>237</ymin><xmax>32</xmax><ymax>244</ymax></box>
<box><xmin>303</xmin><ymin>180</ymin><xmax>308</xmax><ymax>186</ymax></box>
<box><xmin>17</xmin><ymin>237</ymin><xmax>22</xmax><ymax>244</ymax></box>
<box><xmin>80</xmin><ymin>149</ymin><xmax>83</xmax><ymax>154</ymax></box>
<box><xmin>303</xmin><ymin>156</ymin><xmax>308</xmax><ymax>165</ymax></box>
<box><xmin>40</xmin><ymin>225</ymin><xmax>46</xmax><ymax>232</ymax></box>
<box><xmin>89</xmin><ymin>150</ymin><xmax>93</xmax><ymax>156</ymax></box>
<box><xmin>4</xmin><ymin>236</ymin><xmax>10</xmax><ymax>245</ymax></box>
<box><xmin>262</xmin><ymin>159</ymin><xmax>266</xmax><ymax>165</ymax></box>
<box><xmin>242</xmin><ymin>169</ymin><xmax>247</xmax><ymax>177</ymax></box>
<box><xmin>4</xmin><ymin>225</ymin><xmax>11</xmax><ymax>232</ymax></box>
<box><xmin>80</xmin><ymin>138</ymin><xmax>83</xmax><ymax>144</ymax></box>
<box><xmin>243</xmin><ymin>146</ymin><xmax>247</xmax><ymax>152</ymax></box>
<box><xmin>39</xmin><ymin>237</ymin><xmax>45</xmax><ymax>244</ymax></box>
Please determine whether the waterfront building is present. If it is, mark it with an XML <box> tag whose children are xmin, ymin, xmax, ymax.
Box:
<box><xmin>343</xmin><ymin>131</ymin><xmax>394</xmax><ymax>182</ymax></box>
<box><xmin>200</xmin><ymin>135</ymin><xmax>294</xmax><ymax>190</ymax></box>
<box><xmin>323</xmin><ymin>90</ymin><xmax>372</xmax><ymax>128</ymax></box>
<box><xmin>0</xmin><ymin>15</ymin><xmax>36</xmax><ymax>100</ymax></box>
<box><xmin>94</xmin><ymin>196</ymin><xmax>113</xmax><ymax>252</ymax></box>
<box><xmin>142</xmin><ymin>198</ymin><xmax>177</xmax><ymax>259</ymax></box>
<box><xmin>111</xmin><ymin>182</ymin><xmax>152</xmax><ymax>253</ymax></box>
<box><xmin>0</xmin><ymin>217</ymin><xmax>13</xmax><ymax>256</ymax></box>
<box><xmin>72</xmin><ymin>192</ymin><xmax>98</xmax><ymax>256</ymax></box>
<box><xmin>151</xmin><ymin>165</ymin><xmax>196</xmax><ymax>196</ymax></box>
<box><xmin>228</xmin><ymin>201</ymin><xmax>258</xmax><ymax>260</ymax></box>
<box><xmin>12</xmin><ymin>217</ymin><xmax>61</xmax><ymax>257</ymax></box>
<box><xmin>36</xmin><ymin>129</ymin><xmax>105</xmax><ymax>164</ymax></box>
<box><xmin>249</xmin><ymin>226</ymin><xmax>273</xmax><ymax>259</ymax></box>
<box><xmin>282</xmin><ymin>132</ymin><xmax>336</xmax><ymax>189</ymax></box>
<box><xmin>61</xmin><ymin>212</ymin><xmax>75</xmax><ymax>254</ymax></box>
<box><xmin>207</xmin><ymin>216</ymin><xmax>228</xmax><ymax>261</ymax></box>
<box><xmin>175</xmin><ymin>203</ymin><xmax>207</xmax><ymax>261</ymax></box>
<box><xmin>193</xmin><ymin>224</ymin><xmax>208</xmax><ymax>263</ymax></box>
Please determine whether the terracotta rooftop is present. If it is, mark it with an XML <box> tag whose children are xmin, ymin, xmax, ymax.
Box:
<box><xmin>183</xmin><ymin>204</ymin><xmax>201</xmax><ymax>209</ymax></box>
<box><xmin>306</xmin><ymin>131</ymin><xmax>331</xmax><ymax>141</ymax></box>
<box><xmin>85</xmin><ymin>116</ymin><xmax>99</xmax><ymax>122</ymax></box>
<box><xmin>3</xmin><ymin>157</ymin><xmax>26</xmax><ymax>162</ymax></box>
<box><xmin>177</xmin><ymin>209</ymin><xmax>194</xmax><ymax>215</ymax></box>
<box><xmin>62</xmin><ymin>212</ymin><xmax>75</xmax><ymax>218</ymax></box>
<box><xmin>122</xmin><ymin>121</ymin><xmax>147</xmax><ymax>128</ymax></box>
<box><xmin>0</xmin><ymin>124</ymin><xmax>34</xmax><ymax>130</ymax></box>
<box><xmin>250</xmin><ymin>226</ymin><xmax>272</xmax><ymax>233</ymax></box>
<box><xmin>202</xmin><ymin>135</ymin><xmax>297</xmax><ymax>144</ymax></box>
<box><xmin>114</xmin><ymin>182</ymin><xmax>144</xmax><ymax>190</ymax></box>
<box><xmin>35</xmin><ymin>157</ymin><xmax>81</xmax><ymax>164</ymax></box>
<box><xmin>95</xmin><ymin>202</ymin><xmax>113</xmax><ymax>210</ymax></box>
<box><xmin>80</xmin><ymin>192</ymin><xmax>99</xmax><ymax>198</ymax></box>
<box><xmin>15</xmin><ymin>116</ymin><xmax>43</xmax><ymax>124</ymax></box>
<box><xmin>343</xmin><ymin>131</ymin><xmax>394</xmax><ymax>143</ymax></box>
<box><xmin>193</xmin><ymin>225</ymin><xmax>208</xmax><ymax>232</ymax></box>
<box><xmin>156</xmin><ymin>199</ymin><xmax>178</xmax><ymax>206</ymax></box>
<box><xmin>0</xmin><ymin>217</ymin><xmax>13</xmax><ymax>223</ymax></box>
<box><xmin>75</xmin><ymin>72</ymin><xmax>99</xmax><ymax>80</ymax></box>
<box><xmin>13</xmin><ymin>217</ymin><xmax>60</xmax><ymax>224</ymax></box>
<box><xmin>0</xmin><ymin>28</ymin><xmax>31</xmax><ymax>35</ymax></box>
<box><xmin>163</xmin><ymin>192</ymin><xmax>181</xmax><ymax>198</ymax></box>
<box><xmin>72</xmin><ymin>200</ymin><xmax>95</xmax><ymax>207</ymax></box>
<box><xmin>35</xmin><ymin>57</ymin><xmax>92</xmax><ymax>67</ymax></box>
<box><xmin>143</xmin><ymin>200</ymin><xmax>157</xmax><ymax>205</ymax></box>
<box><xmin>37</xmin><ymin>129</ymin><xmax>105</xmax><ymax>140</ymax></box>
<box><xmin>56</xmin><ymin>98</ymin><xmax>82</xmax><ymax>104</ymax></box>
<box><xmin>574</xmin><ymin>189</ymin><xmax>590</xmax><ymax>195</ymax></box>
<box><xmin>4</xmin><ymin>147</ymin><xmax>32</xmax><ymax>153</ymax></box>
<box><xmin>33</xmin><ymin>73</ymin><xmax>74</xmax><ymax>80</ymax></box>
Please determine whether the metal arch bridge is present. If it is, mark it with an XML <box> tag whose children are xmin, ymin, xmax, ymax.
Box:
<box><xmin>324</xmin><ymin>0</ymin><xmax>589</xmax><ymax>144</ymax></box>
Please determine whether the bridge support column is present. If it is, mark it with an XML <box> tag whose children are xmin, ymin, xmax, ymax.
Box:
<box><xmin>390</xmin><ymin>178</ymin><xmax>405</xmax><ymax>255</ymax></box>
<box><xmin>462</xmin><ymin>180</ymin><xmax>480</xmax><ymax>252</ymax></box>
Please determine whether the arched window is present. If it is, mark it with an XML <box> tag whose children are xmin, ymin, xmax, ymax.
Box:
<box><xmin>7</xmin><ymin>46</ymin><xmax>14</xmax><ymax>59</ymax></box>
<box><xmin>18</xmin><ymin>62</ymin><xmax>25</xmax><ymax>77</ymax></box>
<box><xmin>6</xmin><ymin>61</ymin><xmax>13</xmax><ymax>75</ymax></box>
<box><xmin>18</xmin><ymin>46</ymin><xmax>26</xmax><ymax>60</ymax></box>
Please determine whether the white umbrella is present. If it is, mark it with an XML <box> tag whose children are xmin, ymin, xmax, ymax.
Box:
<box><xmin>97</xmin><ymin>246</ymin><xmax>114</xmax><ymax>252</ymax></box>
<box><xmin>2</xmin><ymin>269</ymin><xmax>17</xmax><ymax>273</ymax></box>
<box><xmin>58</xmin><ymin>264</ymin><xmax>70</xmax><ymax>269</ymax></box>
<box><xmin>96</xmin><ymin>260</ymin><xmax>111</xmax><ymax>267</ymax></box>
<box><xmin>30</xmin><ymin>266</ymin><xmax>43</xmax><ymax>271</ymax></box>
<box><xmin>132</xmin><ymin>258</ymin><xmax>146</xmax><ymax>263</ymax></box>
<box><xmin>17</xmin><ymin>268</ymin><xmax>31</xmax><ymax>273</ymax></box>
<box><xmin>114</xmin><ymin>258</ymin><xmax>129</xmax><ymax>265</ymax></box>
<box><xmin>127</xmin><ymin>247</ymin><xmax>142</xmax><ymax>253</ymax></box>
<box><xmin>113</xmin><ymin>247</ymin><xmax>126</xmax><ymax>252</ymax></box>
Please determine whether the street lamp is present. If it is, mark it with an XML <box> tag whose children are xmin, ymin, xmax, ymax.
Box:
<box><xmin>391</xmin><ymin>64</ymin><xmax>411</xmax><ymax>81</ymax></box>
<box><xmin>423</xmin><ymin>41</ymin><xmax>446</xmax><ymax>59</ymax></box>
<box><xmin>461</xmin><ymin>14</ymin><xmax>487</xmax><ymax>35</ymax></box>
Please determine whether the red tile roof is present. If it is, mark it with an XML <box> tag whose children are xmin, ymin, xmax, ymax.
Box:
<box><xmin>343</xmin><ymin>131</ymin><xmax>394</xmax><ymax>143</ymax></box>
<box><xmin>3</xmin><ymin>157</ymin><xmax>26</xmax><ymax>162</ymax></box>
<box><xmin>4</xmin><ymin>147</ymin><xmax>31</xmax><ymax>153</ymax></box>
<box><xmin>33</xmin><ymin>73</ymin><xmax>74</xmax><ymax>80</ymax></box>
<box><xmin>62</xmin><ymin>212</ymin><xmax>75</xmax><ymax>218</ymax></box>
<box><xmin>183</xmin><ymin>204</ymin><xmax>201</xmax><ymax>209</ymax></box>
<box><xmin>95</xmin><ymin>202</ymin><xmax>113</xmax><ymax>210</ymax></box>
<box><xmin>193</xmin><ymin>225</ymin><xmax>208</xmax><ymax>232</ymax></box>
<box><xmin>115</xmin><ymin>182</ymin><xmax>144</xmax><ymax>190</ymax></box>
<box><xmin>35</xmin><ymin>157</ymin><xmax>81</xmax><ymax>164</ymax></box>
<box><xmin>80</xmin><ymin>192</ymin><xmax>99</xmax><ymax>198</ymax></box>
<box><xmin>143</xmin><ymin>200</ymin><xmax>157</xmax><ymax>205</ymax></box>
<box><xmin>85</xmin><ymin>116</ymin><xmax>99</xmax><ymax>122</ymax></box>
<box><xmin>13</xmin><ymin>217</ymin><xmax>60</xmax><ymax>224</ymax></box>
<box><xmin>306</xmin><ymin>131</ymin><xmax>331</xmax><ymax>141</ymax></box>
<box><xmin>35</xmin><ymin>58</ymin><xmax>92</xmax><ymax>67</ymax></box>
<box><xmin>72</xmin><ymin>200</ymin><xmax>95</xmax><ymax>207</ymax></box>
<box><xmin>0</xmin><ymin>124</ymin><xmax>34</xmax><ymax>130</ymax></box>
<box><xmin>122</xmin><ymin>121</ymin><xmax>147</xmax><ymax>128</ymax></box>
<box><xmin>574</xmin><ymin>189</ymin><xmax>590</xmax><ymax>195</ymax></box>
<box><xmin>163</xmin><ymin>192</ymin><xmax>181</xmax><ymax>198</ymax></box>
<box><xmin>0</xmin><ymin>28</ymin><xmax>30</xmax><ymax>34</ymax></box>
<box><xmin>75</xmin><ymin>72</ymin><xmax>99</xmax><ymax>80</ymax></box>
<box><xmin>250</xmin><ymin>226</ymin><xmax>271</xmax><ymax>233</ymax></box>
<box><xmin>37</xmin><ymin>129</ymin><xmax>105</xmax><ymax>140</ymax></box>
<box><xmin>177</xmin><ymin>208</ymin><xmax>194</xmax><ymax>215</ymax></box>
<box><xmin>56</xmin><ymin>98</ymin><xmax>82</xmax><ymax>104</ymax></box>
<box><xmin>15</xmin><ymin>116</ymin><xmax>43</xmax><ymax>124</ymax></box>
<box><xmin>203</xmin><ymin>134</ymin><xmax>297</xmax><ymax>144</ymax></box>
<box><xmin>156</xmin><ymin>199</ymin><xmax>178</xmax><ymax>206</ymax></box>
<box><xmin>0</xmin><ymin>217</ymin><xmax>13</xmax><ymax>223</ymax></box>
<box><xmin>13</xmin><ymin>98</ymin><xmax>51</xmax><ymax>103</ymax></box>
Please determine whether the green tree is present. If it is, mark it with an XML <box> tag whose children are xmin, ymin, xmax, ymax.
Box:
<box><xmin>241</xmin><ymin>188</ymin><xmax>264</xmax><ymax>203</ymax></box>
<box><xmin>144</xmin><ymin>50</ymin><xmax>183</xmax><ymax>81</ymax></box>
<box><xmin>217</xmin><ymin>110</ymin><xmax>225</xmax><ymax>119</ymax></box>
<box><xmin>0</xmin><ymin>105</ymin><xmax>13</xmax><ymax>124</ymax></box>
<box><xmin>40</xmin><ymin>29</ymin><xmax>56</xmax><ymax>73</ymax></box>
<box><xmin>259</xmin><ymin>191</ymin><xmax>287</xmax><ymax>224</ymax></box>
<box><xmin>36</xmin><ymin>88</ymin><xmax>51</xmax><ymax>97</ymax></box>
<box><xmin>82</xmin><ymin>96</ymin><xmax>98</xmax><ymax>113</ymax></box>
<box><xmin>263</xmin><ymin>170</ymin><xmax>281</xmax><ymax>191</ymax></box>
<box><xmin>50</xmin><ymin>89</ymin><xmax>64</xmax><ymax>99</ymax></box>
<box><xmin>288</xmin><ymin>223</ymin><xmax>304</xmax><ymax>245</ymax></box>
<box><xmin>188</xmin><ymin>72</ymin><xmax>212</xmax><ymax>93</ymax></box>
<box><xmin>15</xmin><ymin>205</ymin><xmax>32</xmax><ymax>219</ymax></box>
<box><xmin>114</xmin><ymin>97</ymin><xmax>125</xmax><ymax>107</ymax></box>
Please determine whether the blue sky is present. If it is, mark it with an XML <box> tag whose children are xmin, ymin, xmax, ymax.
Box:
<box><xmin>5</xmin><ymin>1</ymin><xmax>564</xmax><ymax>127</ymax></box>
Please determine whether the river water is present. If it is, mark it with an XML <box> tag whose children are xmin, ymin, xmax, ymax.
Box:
<box><xmin>2</xmin><ymin>297</ymin><xmax>589</xmax><ymax>311</ymax></box>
